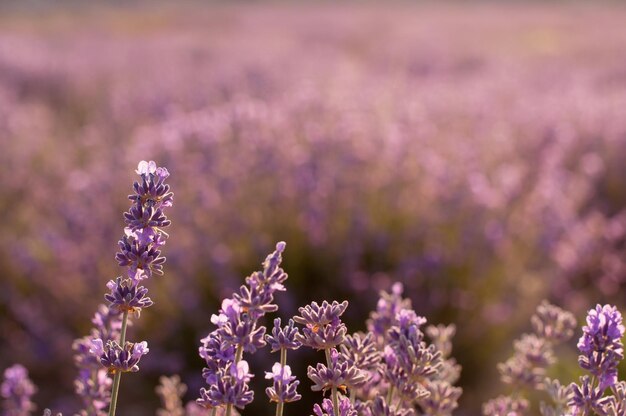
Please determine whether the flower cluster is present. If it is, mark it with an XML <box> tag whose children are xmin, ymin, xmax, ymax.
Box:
<box><xmin>1</xmin><ymin>364</ymin><xmax>37</xmax><ymax>416</ymax></box>
<box><xmin>569</xmin><ymin>304</ymin><xmax>626</xmax><ymax>415</ymax></box>
<box><xmin>197</xmin><ymin>242</ymin><xmax>289</xmax><ymax>413</ymax></box>
<box><xmin>73</xmin><ymin>160</ymin><xmax>173</xmax><ymax>415</ymax></box>
<box><xmin>265</xmin><ymin>318</ymin><xmax>302</xmax><ymax>411</ymax></box>
<box><xmin>483</xmin><ymin>301</ymin><xmax>576</xmax><ymax>416</ymax></box>
<box><xmin>72</xmin><ymin>306</ymin><xmax>119</xmax><ymax>415</ymax></box>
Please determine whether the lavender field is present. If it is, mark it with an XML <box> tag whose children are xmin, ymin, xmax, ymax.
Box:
<box><xmin>2</xmin><ymin>2</ymin><xmax>626</xmax><ymax>415</ymax></box>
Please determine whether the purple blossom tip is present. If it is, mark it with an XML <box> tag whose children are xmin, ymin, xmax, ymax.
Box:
<box><xmin>276</xmin><ymin>241</ymin><xmax>286</xmax><ymax>252</ymax></box>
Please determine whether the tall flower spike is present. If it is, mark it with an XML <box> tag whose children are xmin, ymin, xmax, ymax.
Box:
<box><xmin>1</xmin><ymin>364</ymin><xmax>37</xmax><ymax>416</ymax></box>
<box><xmin>84</xmin><ymin>160</ymin><xmax>173</xmax><ymax>416</ymax></box>
<box><xmin>73</xmin><ymin>305</ymin><xmax>120</xmax><ymax>415</ymax></box>
<box><xmin>576</xmin><ymin>304</ymin><xmax>625</xmax><ymax>390</ymax></box>
<box><xmin>197</xmin><ymin>242</ymin><xmax>290</xmax><ymax>415</ymax></box>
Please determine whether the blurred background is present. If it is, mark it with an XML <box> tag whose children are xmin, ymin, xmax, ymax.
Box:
<box><xmin>1</xmin><ymin>1</ymin><xmax>626</xmax><ymax>414</ymax></box>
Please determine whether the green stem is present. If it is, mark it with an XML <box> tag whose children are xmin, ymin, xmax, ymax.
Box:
<box><xmin>108</xmin><ymin>311</ymin><xmax>129</xmax><ymax>416</ymax></box>
<box><xmin>386</xmin><ymin>385</ymin><xmax>395</xmax><ymax>406</ymax></box>
<box><xmin>325</xmin><ymin>349</ymin><xmax>339</xmax><ymax>414</ymax></box>
<box><xmin>226</xmin><ymin>345</ymin><xmax>244</xmax><ymax>416</ymax></box>
<box><xmin>275</xmin><ymin>348</ymin><xmax>288</xmax><ymax>416</ymax></box>
<box><xmin>211</xmin><ymin>408</ymin><xmax>217</xmax><ymax>416</ymax></box>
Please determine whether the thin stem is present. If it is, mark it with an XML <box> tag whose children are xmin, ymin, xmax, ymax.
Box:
<box><xmin>386</xmin><ymin>385</ymin><xmax>395</xmax><ymax>406</ymax></box>
<box><xmin>275</xmin><ymin>348</ymin><xmax>288</xmax><ymax>416</ymax></box>
<box><xmin>211</xmin><ymin>408</ymin><xmax>217</xmax><ymax>416</ymax></box>
<box><xmin>226</xmin><ymin>345</ymin><xmax>244</xmax><ymax>416</ymax></box>
<box><xmin>325</xmin><ymin>349</ymin><xmax>339</xmax><ymax>414</ymax></box>
<box><xmin>108</xmin><ymin>311</ymin><xmax>129</xmax><ymax>416</ymax></box>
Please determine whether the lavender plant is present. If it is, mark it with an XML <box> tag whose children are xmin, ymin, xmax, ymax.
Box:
<box><xmin>483</xmin><ymin>301</ymin><xmax>577</xmax><ymax>416</ymax></box>
<box><xmin>196</xmin><ymin>241</ymin><xmax>288</xmax><ymax>416</ymax></box>
<box><xmin>569</xmin><ymin>305</ymin><xmax>626</xmax><ymax>415</ymax></box>
<box><xmin>77</xmin><ymin>160</ymin><xmax>173</xmax><ymax>416</ymax></box>
<box><xmin>1</xmin><ymin>364</ymin><xmax>37</xmax><ymax>416</ymax></box>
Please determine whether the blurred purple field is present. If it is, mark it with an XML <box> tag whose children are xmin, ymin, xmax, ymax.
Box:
<box><xmin>2</xmin><ymin>1</ymin><xmax>626</xmax><ymax>414</ymax></box>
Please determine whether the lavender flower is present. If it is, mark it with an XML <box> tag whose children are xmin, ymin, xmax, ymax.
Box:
<box><xmin>361</xmin><ymin>397</ymin><xmax>416</xmax><ymax>416</ymax></box>
<box><xmin>486</xmin><ymin>301</ymin><xmax>576</xmax><ymax>415</ymax></box>
<box><xmin>90</xmin><ymin>340</ymin><xmax>149</xmax><ymax>374</ymax></box>
<box><xmin>540</xmin><ymin>379</ymin><xmax>573</xmax><ymax>416</ymax></box>
<box><xmin>307</xmin><ymin>348</ymin><xmax>366</xmax><ymax>394</ymax></box>
<box><xmin>156</xmin><ymin>375</ymin><xmax>187</xmax><ymax>416</ymax></box>
<box><xmin>418</xmin><ymin>381</ymin><xmax>462</xmax><ymax>416</ymax></box>
<box><xmin>482</xmin><ymin>395</ymin><xmax>529</xmax><ymax>416</ymax></box>
<box><xmin>576</xmin><ymin>304</ymin><xmax>625</xmax><ymax>390</ymax></box>
<box><xmin>265</xmin><ymin>363</ymin><xmax>302</xmax><ymax>404</ymax></box>
<box><xmin>72</xmin><ymin>306</ymin><xmax>120</xmax><ymax>415</ymax></box>
<box><xmin>1</xmin><ymin>364</ymin><xmax>37</xmax><ymax>416</ymax></box>
<box><xmin>569</xmin><ymin>375</ymin><xmax>613</xmax><ymax>415</ymax></box>
<box><xmin>198</xmin><ymin>361</ymin><xmax>254</xmax><ymax>409</ymax></box>
<box><xmin>115</xmin><ymin>231</ymin><xmax>167</xmax><ymax>282</ymax></box>
<box><xmin>531</xmin><ymin>301</ymin><xmax>577</xmax><ymax>343</ymax></box>
<box><xmin>104</xmin><ymin>277</ymin><xmax>153</xmax><ymax>317</ymax></box>
<box><xmin>312</xmin><ymin>397</ymin><xmax>358</xmax><ymax>416</ymax></box>
<box><xmin>294</xmin><ymin>300</ymin><xmax>349</xmax><ymax>350</ymax></box>
<box><xmin>266</xmin><ymin>318</ymin><xmax>302</xmax><ymax>352</ymax></box>
<box><xmin>366</xmin><ymin>283</ymin><xmax>412</xmax><ymax>340</ymax></box>
<box><xmin>197</xmin><ymin>242</ymin><xmax>289</xmax><ymax>414</ymax></box>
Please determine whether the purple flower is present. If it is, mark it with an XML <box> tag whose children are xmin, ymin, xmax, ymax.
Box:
<box><xmin>569</xmin><ymin>375</ymin><xmax>613</xmax><ymax>415</ymax></box>
<box><xmin>90</xmin><ymin>339</ymin><xmax>149</xmax><ymax>374</ymax></box>
<box><xmin>197</xmin><ymin>361</ymin><xmax>254</xmax><ymax>409</ymax></box>
<box><xmin>577</xmin><ymin>304</ymin><xmax>625</xmax><ymax>390</ymax></box>
<box><xmin>131</xmin><ymin>161</ymin><xmax>174</xmax><ymax>210</ymax></box>
<box><xmin>155</xmin><ymin>375</ymin><xmax>187</xmax><ymax>416</ymax></box>
<box><xmin>339</xmin><ymin>332</ymin><xmax>381</xmax><ymax>372</ymax></box>
<box><xmin>307</xmin><ymin>348</ymin><xmax>366</xmax><ymax>394</ymax></box>
<box><xmin>531</xmin><ymin>301</ymin><xmax>577</xmax><ymax>343</ymax></box>
<box><xmin>1</xmin><ymin>364</ymin><xmax>37</xmax><ymax>416</ymax></box>
<box><xmin>104</xmin><ymin>277</ymin><xmax>153</xmax><ymax>317</ymax></box>
<box><xmin>265</xmin><ymin>363</ymin><xmax>301</xmax><ymax>404</ymax></box>
<box><xmin>363</xmin><ymin>397</ymin><xmax>416</xmax><ymax>416</ymax></box>
<box><xmin>115</xmin><ymin>231</ymin><xmax>166</xmax><ymax>282</ymax></box>
<box><xmin>197</xmin><ymin>242</ymin><xmax>290</xmax><ymax>412</ymax></box>
<box><xmin>312</xmin><ymin>397</ymin><xmax>358</xmax><ymax>416</ymax></box>
<box><xmin>72</xmin><ymin>305</ymin><xmax>120</xmax><ymax>414</ymax></box>
<box><xmin>266</xmin><ymin>318</ymin><xmax>302</xmax><ymax>352</ymax></box>
<box><xmin>418</xmin><ymin>380</ymin><xmax>462</xmax><ymax>415</ymax></box>
<box><xmin>294</xmin><ymin>300</ymin><xmax>349</xmax><ymax>350</ymax></box>
<box><xmin>482</xmin><ymin>395</ymin><xmax>529</xmax><ymax>416</ymax></box>
<box><xmin>74</xmin><ymin>368</ymin><xmax>111</xmax><ymax>415</ymax></box>
<box><xmin>367</xmin><ymin>283</ymin><xmax>412</xmax><ymax>339</ymax></box>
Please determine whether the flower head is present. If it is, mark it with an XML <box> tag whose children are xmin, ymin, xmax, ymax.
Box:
<box><xmin>577</xmin><ymin>304</ymin><xmax>625</xmax><ymax>390</ymax></box>
<box><xmin>105</xmin><ymin>277</ymin><xmax>153</xmax><ymax>317</ymax></box>
<box><xmin>294</xmin><ymin>300</ymin><xmax>349</xmax><ymax>350</ymax></box>
<box><xmin>266</xmin><ymin>318</ymin><xmax>302</xmax><ymax>352</ymax></box>
<box><xmin>90</xmin><ymin>339</ymin><xmax>149</xmax><ymax>374</ymax></box>
<box><xmin>265</xmin><ymin>363</ymin><xmax>301</xmax><ymax>404</ymax></box>
<box><xmin>1</xmin><ymin>364</ymin><xmax>37</xmax><ymax>415</ymax></box>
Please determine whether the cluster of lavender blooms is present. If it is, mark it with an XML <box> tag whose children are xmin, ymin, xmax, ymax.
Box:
<box><xmin>483</xmin><ymin>302</ymin><xmax>626</xmax><ymax>416</ymax></box>
<box><xmin>1</xmin><ymin>365</ymin><xmax>37</xmax><ymax>416</ymax></box>
<box><xmin>194</xmin><ymin>254</ymin><xmax>462</xmax><ymax>416</ymax></box>
<box><xmin>483</xmin><ymin>301</ymin><xmax>577</xmax><ymax>415</ymax></box>
<box><xmin>71</xmin><ymin>160</ymin><xmax>173</xmax><ymax>416</ymax></box>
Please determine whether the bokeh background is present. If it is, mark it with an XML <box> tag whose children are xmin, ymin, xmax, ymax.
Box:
<box><xmin>1</xmin><ymin>1</ymin><xmax>626</xmax><ymax>414</ymax></box>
